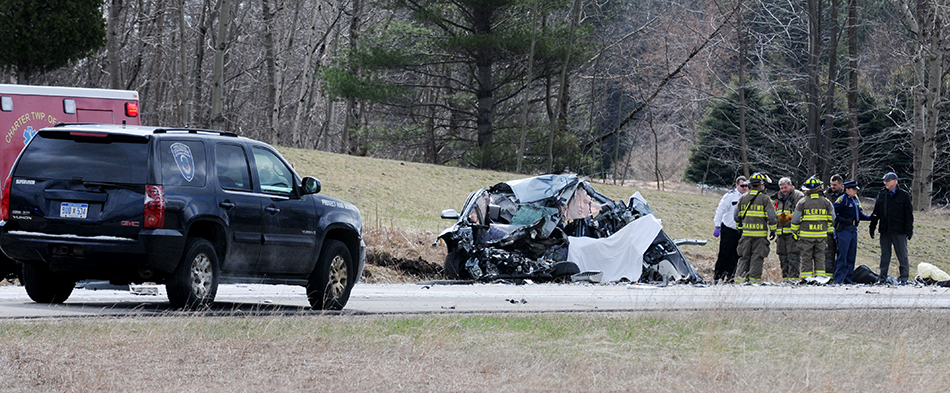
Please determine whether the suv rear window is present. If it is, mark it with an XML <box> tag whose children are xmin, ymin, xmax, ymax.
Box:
<box><xmin>14</xmin><ymin>132</ymin><xmax>149</xmax><ymax>184</ymax></box>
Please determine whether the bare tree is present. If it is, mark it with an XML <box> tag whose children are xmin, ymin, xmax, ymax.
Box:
<box><xmin>900</xmin><ymin>0</ymin><xmax>949</xmax><ymax>211</ymax></box>
<box><xmin>210</xmin><ymin>0</ymin><xmax>232</xmax><ymax>130</ymax></box>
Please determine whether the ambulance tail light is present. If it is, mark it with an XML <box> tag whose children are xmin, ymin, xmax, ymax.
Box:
<box><xmin>126</xmin><ymin>102</ymin><xmax>139</xmax><ymax>117</ymax></box>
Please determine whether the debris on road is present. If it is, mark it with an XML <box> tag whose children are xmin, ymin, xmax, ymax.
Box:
<box><xmin>917</xmin><ymin>262</ymin><xmax>950</xmax><ymax>287</ymax></box>
<box><xmin>436</xmin><ymin>174</ymin><xmax>704</xmax><ymax>285</ymax></box>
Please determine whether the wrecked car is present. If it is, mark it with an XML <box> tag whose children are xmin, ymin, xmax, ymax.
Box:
<box><xmin>436</xmin><ymin>174</ymin><xmax>704</xmax><ymax>284</ymax></box>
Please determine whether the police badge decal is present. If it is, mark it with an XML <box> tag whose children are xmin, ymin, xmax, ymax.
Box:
<box><xmin>170</xmin><ymin>142</ymin><xmax>195</xmax><ymax>182</ymax></box>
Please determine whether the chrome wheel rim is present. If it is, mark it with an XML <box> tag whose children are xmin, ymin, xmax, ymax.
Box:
<box><xmin>190</xmin><ymin>253</ymin><xmax>213</xmax><ymax>298</ymax></box>
<box><xmin>327</xmin><ymin>254</ymin><xmax>348</xmax><ymax>299</ymax></box>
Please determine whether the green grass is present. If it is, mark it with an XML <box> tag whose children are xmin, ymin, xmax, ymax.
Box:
<box><xmin>280</xmin><ymin>147</ymin><xmax>950</xmax><ymax>276</ymax></box>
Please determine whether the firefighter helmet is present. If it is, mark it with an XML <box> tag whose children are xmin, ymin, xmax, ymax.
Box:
<box><xmin>801</xmin><ymin>176</ymin><xmax>823</xmax><ymax>191</ymax></box>
<box><xmin>749</xmin><ymin>172</ymin><xmax>771</xmax><ymax>185</ymax></box>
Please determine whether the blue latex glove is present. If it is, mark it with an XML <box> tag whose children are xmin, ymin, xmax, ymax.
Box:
<box><xmin>713</xmin><ymin>226</ymin><xmax>721</xmax><ymax>238</ymax></box>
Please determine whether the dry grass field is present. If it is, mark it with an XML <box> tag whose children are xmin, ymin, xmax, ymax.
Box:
<box><xmin>2</xmin><ymin>310</ymin><xmax>950</xmax><ymax>392</ymax></box>
<box><xmin>3</xmin><ymin>149</ymin><xmax>950</xmax><ymax>392</ymax></box>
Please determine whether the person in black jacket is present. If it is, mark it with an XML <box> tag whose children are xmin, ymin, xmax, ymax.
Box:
<box><xmin>869</xmin><ymin>172</ymin><xmax>914</xmax><ymax>285</ymax></box>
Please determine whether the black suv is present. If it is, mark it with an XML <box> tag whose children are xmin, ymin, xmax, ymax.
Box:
<box><xmin>0</xmin><ymin>124</ymin><xmax>364</xmax><ymax>309</ymax></box>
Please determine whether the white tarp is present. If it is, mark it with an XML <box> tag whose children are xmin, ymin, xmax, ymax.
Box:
<box><xmin>566</xmin><ymin>214</ymin><xmax>662</xmax><ymax>282</ymax></box>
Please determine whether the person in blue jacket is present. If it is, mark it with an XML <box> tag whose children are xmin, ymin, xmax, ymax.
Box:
<box><xmin>833</xmin><ymin>180</ymin><xmax>871</xmax><ymax>284</ymax></box>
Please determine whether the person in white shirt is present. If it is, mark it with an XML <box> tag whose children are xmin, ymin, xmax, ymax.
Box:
<box><xmin>713</xmin><ymin>175</ymin><xmax>748</xmax><ymax>283</ymax></box>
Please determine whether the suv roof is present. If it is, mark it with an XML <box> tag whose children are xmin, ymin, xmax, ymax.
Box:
<box><xmin>46</xmin><ymin>123</ymin><xmax>240</xmax><ymax>138</ymax></box>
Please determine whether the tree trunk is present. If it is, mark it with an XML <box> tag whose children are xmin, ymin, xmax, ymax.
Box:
<box><xmin>211</xmin><ymin>0</ymin><xmax>232</xmax><ymax>130</ymax></box>
<box><xmin>806</xmin><ymin>0</ymin><xmax>822</xmax><ymax>177</ymax></box>
<box><xmin>820</xmin><ymin>0</ymin><xmax>840</xmax><ymax>181</ymax></box>
<box><xmin>343</xmin><ymin>0</ymin><xmax>362</xmax><ymax>154</ymax></box>
<box><xmin>178</xmin><ymin>0</ymin><xmax>189</xmax><ymax>126</ymax></box>
<box><xmin>847</xmin><ymin>0</ymin><xmax>859</xmax><ymax>178</ymax></box>
<box><xmin>517</xmin><ymin>0</ymin><xmax>539</xmax><ymax>174</ymax></box>
<box><xmin>912</xmin><ymin>51</ymin><xmax>938</xmax><ymax>212</ymax></box>
<box><xmin>737</xmin><ymin>0</ymin><xmax>749</xmax><ymax>178</ymax></box>
<box><xmin>263</xmin><ymin>0</ymin><xmax>278</xmax><ymax>143</ymax></box>
<box><xmin>293</xmin><ymin>0</ymin><xmax>339</xmax><ymax>147</ymax></box>
<box><xmin>548</xmin><ymin>0</ymin><xmax>582</xmax><ymax>172</ymax></box>
<box><xmin>148</xmin><ymin>1</ymin><xmax>167</xmax><ymax>126</ymax></box>
<box><xmin>906</xmin><ymin>0</ymin><xmax>941</xmax><ymax>211</ymax></box>
<box><xmin>107</xmin><ymin>0</ymin><xmax>124</xmax><ymax>90</ymax></box>
<box><xmin>191</xmin><ymin>0</ymin><xmax>213</xmax><ymax>127</ymax></box>
<box><xmin>473</xmin><ymin>4</ymin><xmax>494</xmax><ymax>168</ymax></box>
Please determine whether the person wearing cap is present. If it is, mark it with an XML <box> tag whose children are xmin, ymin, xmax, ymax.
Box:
<box><xmin>772</xmin><ymin>177</ymin><xmax>805</xmax><ymax>282</ymax></box>
<box><xmin>713</xmin><ymin>175</ymin><xmax>748</xmax><ymax>282</ymax></box>
<box><xmin>734</xmin><ymin>173</ymin><xmax>778</xmax><ymax>284</ymax></box>
<box><xmin>869</xmin><ymin>172</ymin><xmax>914</xmax><ymax>285</ymax></box>
<box><xmin>823</xmin><ymin>174</ymin><xmax>844</xmax><ymax>279</ymax></box>
<box><xmin>791</xmin><ymin>176</ymin><xmax>835</xmax><ymax>282</ymax></box>
<box><xmin>833</xmin><ymin>180</ymin><xmax>871</xmax><ymax>284</ymax></box>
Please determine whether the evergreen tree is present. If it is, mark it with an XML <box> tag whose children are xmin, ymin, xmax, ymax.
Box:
<box><xmin>0</xmin><ymin>0</ymin><xmax>107</xmax><ymax>83</ymax></box>
<box><xmin>321</xmin><ymin>0</ymin><xmax>590</xmax><ymax>168</ymax></box>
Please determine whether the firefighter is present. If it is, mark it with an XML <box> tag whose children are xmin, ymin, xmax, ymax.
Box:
<box><xmin>733</xmin><ymin>172</ymin><xmax>778</xmax><ymax>284</ymax></box>
<box><xmin>823</xmin><ymin>174</ymin><xmax>844</xmax><ymax>279</ymax></box>
<box><xmin>771</xmin><ymin>177</ymin><xmax>805</xmax><ymax>282</ymax></box>
<box><xmin>790</xmin><ymin>176</ymin><xmax>835</xmax><ymax>283</ymax></box>
<box><xmin>833</xmin><ymin>180</ymin><xmax>871</xmax><ymax>284</ymax></box>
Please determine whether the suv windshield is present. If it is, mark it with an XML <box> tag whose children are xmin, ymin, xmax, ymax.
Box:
<box><xmin>15</xmin><ymin>133</ymin><xmax>149</xmax><ymax>184</ymax></box>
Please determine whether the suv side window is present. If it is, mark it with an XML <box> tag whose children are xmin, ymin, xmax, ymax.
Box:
<box><xmin>253</xmin><ymin>147</ymin><xmax>294</xmax><ymax>196</ymax></box>
<box><xmin>160</xmin><ymin>140</ymin><xmax>206</xmax><ymax>187</ymax></box>
<box><xmin>215</xmin><ymin>144</ymin><xmax>252</xmax><ymax>191</ymax></box>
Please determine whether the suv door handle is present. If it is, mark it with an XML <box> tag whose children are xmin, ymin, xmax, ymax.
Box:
<box><xmin>265</xmin><ymin>205</ymin><xmax>280</xmax><ymax>214</ymax></box>
<box><xmin>219</xmin><ymin>201</ymin><xmax>235</xmax><ymax>210</ymax></box>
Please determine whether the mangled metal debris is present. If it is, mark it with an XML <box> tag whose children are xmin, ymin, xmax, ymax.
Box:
<box><xmin>917</xmin><ymin>262</ymin><xmax>950</xmax><ymax>287</ymax></box>
<box><xmin>436</xmin><ymin>174</ymin><xmax>704</xmax><ymax>285</ymax></box>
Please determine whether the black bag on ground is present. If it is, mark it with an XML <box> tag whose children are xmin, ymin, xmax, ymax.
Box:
<box><xmin>852</xmin><ymin>264</ymin><xmax>879</xmax><ymax>284</ymax></box>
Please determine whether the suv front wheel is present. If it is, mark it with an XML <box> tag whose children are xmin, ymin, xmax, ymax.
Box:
<box><xmin>22</xmin><ymin>262</ymin><xmax>75</xmax><ymax>304</ymax></box>
<box><xmin>307</xmin><ymin>239</ymin><xmax>353</xmax><ymax>310</ymax></box>
<box><xmin>167</xmin><ymin>238</ymin><xmax>219</xmax><ymax>309</ymax></box>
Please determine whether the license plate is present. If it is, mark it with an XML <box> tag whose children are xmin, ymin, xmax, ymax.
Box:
<box><xmin>60</xmin><ymin>202</ymin><xmax>89</xmax><ymax>219</ymax></box>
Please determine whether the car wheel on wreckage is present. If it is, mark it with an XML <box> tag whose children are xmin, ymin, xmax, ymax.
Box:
<box><xmin>443</xmin><ymin>250</ymin><xmax>467</xmax><ymax>280</ymax></box>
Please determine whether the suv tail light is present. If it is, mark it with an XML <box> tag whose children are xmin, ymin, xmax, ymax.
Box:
<box><xmin>1</xmin><ymin>177</ymin><xmax>10</xmax><ymax>221</ymax></box>
<box><xmin>144</xmin><ymin>185</ymin><xmax>165</xmax><ymax>228</ymax></box>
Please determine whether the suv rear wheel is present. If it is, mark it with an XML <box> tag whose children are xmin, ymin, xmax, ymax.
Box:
<box><xmin>307</xmin><ymin>239</ymin><xmax>353</xmax><ymax>310</ymax></box>
<box><xmin>167</xmin><ymin>238</ymin><xmax>219</xmax><ymax>309</ymax></box>
<box><xmin>22</xmin><ymin>263</ymin><xmax>75</xmax><ymax>303</ymax></box>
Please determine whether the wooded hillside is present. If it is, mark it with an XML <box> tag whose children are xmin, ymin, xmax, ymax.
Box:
<box><xmin>3</xmin><ymin>0</ymin><xmax>947</xmax><ymax>207</ymax></box>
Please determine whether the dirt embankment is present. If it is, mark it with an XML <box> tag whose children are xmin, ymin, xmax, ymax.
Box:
<box><xmin>361</xmin><ymin>227</ymin><xmax>446</xmax><ymax>283</ymax></box>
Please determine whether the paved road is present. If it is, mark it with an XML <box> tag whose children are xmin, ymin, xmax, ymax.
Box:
<box><xmin>2</xmin><ymin>282</ymin><xmax>950</xmax><ymax>318</ymax></box>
